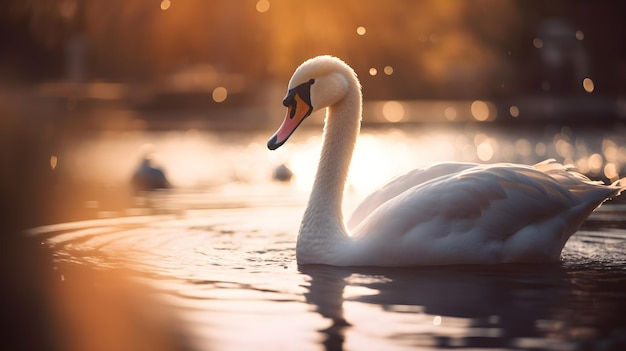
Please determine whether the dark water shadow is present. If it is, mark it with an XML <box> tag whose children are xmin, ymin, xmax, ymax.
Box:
<box><xmin>300</xmin><ymin>262</ymin><xmax>626</xmax><ymax>350</ymax></box>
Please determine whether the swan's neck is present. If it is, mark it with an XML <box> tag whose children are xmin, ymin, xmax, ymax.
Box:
<box><xmin>297</xmin><ymin>85</ymin><xmax>361</xmax><ymax>264</ymax></box>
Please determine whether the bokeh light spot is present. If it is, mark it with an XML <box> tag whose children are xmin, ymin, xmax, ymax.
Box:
<box><xmin>535</xmin><ymin>142</ymin><xmax>546</xmax><ymax>157</ymax></box>
<box><xmin>533</xmin><ymin>38</ymin><xmax>543</xmax><ymax>48</ymax></box>
<box><xmin>382</xmin><ymin>101</ymin><xmax>404</xmax><ymax>123</ymax></box>
<box><xmin>160</xmin><ymin>0</ymin><xmax>171</xmax><ymax>10</ymax></box>
<box><xmin>433</xmin><ymin>316</ymin><xmax>442</xmax><ymax>326</ymax></box>
<box><xmin>256</xmin><ymin>0</ymin><xmax>270</xmax><ymax>13</ymax></box>
<box><xmin>604</xmin><ymin>163</ymin><xmax>618</xmax><ymax>181</ymax></box>
<box><xmin>583</xmin><ymin>78</ymin><xmax>594</xmax><ymax>93</ymax></box>
<box><xmin>509</xmin><ymin>105</ymin><xmax>519</xmax><ymax>118</ymax></box>
<box><xmin>576</xmin><ymin>30</ymin><xmax>584</xmax><ymax>40</ymax></box>
<box><xmin>50</xmin><ymin>155</ymin><xmax>58</xmax><ymax>170</ymax></box>
<box><xmin>212</xmin><ymin>86</ymin><xmax>228</xmax><ymax>103</ymax></box>
<box><xmin>470</xmin><ymin>100</ymin><xmax>490</xmax><ymax>121</ymax></box>
<box><xmin>588</xmin><ymin>153</ymin><xmax>604</xmax><ymax>174</ymax></box>
<box><xmin>477</xmin><ymin>142</ymin><xmax>494</xmax><ymax>161</ymax></box>
<box><xmin>515</xmin><ymin>139</ymin><xmax>532</xmax><ymax>157</ymax></box>
<box><xmin>356</xmin><ymin>26</ymin><xmax>366</xmax><ymax>36</ymax></box>
<box><xmin>444</xmin><ymin>106</ymin><xmax>457</xmax><ymax>121</ymax></box>
<box><xmin>383</xmin><ymin>66</ymin><xmax>394</xmax><ymax>75</ymax></box>
<box><xmin>369</xmin><ymin>68</ymin><xmax>378</xmax><ymax>76</ymax></box>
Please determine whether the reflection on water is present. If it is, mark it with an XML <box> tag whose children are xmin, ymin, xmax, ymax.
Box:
<box><xmin>48</xmin><ymin>124</ymin><xmax>626</xmax><ymax>222</ymax></box>
<box><xmin>32</xmin><ymin>125</ymin><xmax>626</xmax><ymax>350</ymax></box>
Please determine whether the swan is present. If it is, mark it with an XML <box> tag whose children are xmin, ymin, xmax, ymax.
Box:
<box><xmin>267</xmin><ymin>55</ymin><xmax>624</xmax><ymax>267</ymax></box>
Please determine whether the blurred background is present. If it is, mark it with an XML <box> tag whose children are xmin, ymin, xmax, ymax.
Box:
<box><xmin>2</xmin><ymin>1</ymin><xmax>626</xmax><ymax>349</ymax></box>
<box><xmin>2</xmin><ymin>0</ymin><xmax>626</xmax><ymax>226</ymax></box>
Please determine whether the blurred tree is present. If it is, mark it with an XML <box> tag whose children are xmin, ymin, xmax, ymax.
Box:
<box><xmin>3</xmin><ymin>0</ymin><xmax>626</xmax><ymax>98</ymax></box>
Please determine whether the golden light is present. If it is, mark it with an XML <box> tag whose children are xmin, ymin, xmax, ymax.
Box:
<box><xmin>256</xmin><ymin>0</ymin><xmax>270</xmax><ymax>13</ymax></box>
<box><xmin>160</xmin><ymin>0</ymin><xmax>171</xmax><ymax>11</ymax></box>
<box><xmin>383</xmin><ymin>66</ymin><xmax>394</xmax><ymax>75</ymax></box>
<box><xmin>382</xmin><ymin>101</ymin><xmax>405</xmax><ymax>123</ymax></box>
<box><xmin>347</xmin><ymin>133</ymin><xmax>409</xmax><ymax>196</ymax></box>
<box><xmin>356</xmin><ymin>26</ymin><xmax>366</xmax><ymax>36</ymax></box>
<box><xmin>369</xmin><ymin>68</ymin><xmax>378</xmax><ymax>76</ymax></box>
<box><xmin>509</xmin><ymin>105</ymin><xmax>519</xmax><ymax>118</ymax></box>
<box><xmin>583</xmin><ymin>78</ymin><xmax>594</xmax><ymax>93</ymax></box>
<box><xmin>470</xmin><ymin>100</ymin><xmax>490</xmax><ymax>121</ymax></box>
<box><xmin>50</xmin><ymin>155</ymin><xmax>58</xmax><ymax>170</ymax></box>
<box><xmin>212</xmin><ymin>86</ymin><xmax>228</xmax><ymax>102</ymax></box>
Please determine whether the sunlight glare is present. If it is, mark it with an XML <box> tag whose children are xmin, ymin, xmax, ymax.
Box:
<box><xmin>348</xmin><ymin>135</ymin><xmax>398</xmax><ymax>194</ymax></box>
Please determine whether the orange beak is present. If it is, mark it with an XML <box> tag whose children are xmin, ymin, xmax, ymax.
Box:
<box><xmin>267</xmin><ymin>93</ymin><xmax>313</xmax><ymax>150</ymax></box>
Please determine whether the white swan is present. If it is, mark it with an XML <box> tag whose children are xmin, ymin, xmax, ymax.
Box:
<box><xmin>267</xmin><ymin>55</ymin><xmax>624</xmax><ymax>267</ymax></box>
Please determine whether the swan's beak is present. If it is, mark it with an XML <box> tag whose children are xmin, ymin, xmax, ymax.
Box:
<box><xmin>267</xmin><ymin>92</ymin><xmax>313</xmax><ymax>150</ymax></box>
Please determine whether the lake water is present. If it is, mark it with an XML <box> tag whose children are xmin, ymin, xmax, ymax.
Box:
<box><xmin>29</xmin><ymin>123</ymin><xmax>626</xmax><ymax>350</ymax></box>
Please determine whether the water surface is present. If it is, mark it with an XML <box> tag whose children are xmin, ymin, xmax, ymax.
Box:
<box><xmin>31</xmin><ymin>125</ymin><xmax>626</xmax><ymax>350</ymax></box>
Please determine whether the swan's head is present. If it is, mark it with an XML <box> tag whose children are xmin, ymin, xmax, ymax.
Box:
<box><xmin>267</xmin><ymin>55</ymin><xmax>358</xmax><ymax>150</ymax></box>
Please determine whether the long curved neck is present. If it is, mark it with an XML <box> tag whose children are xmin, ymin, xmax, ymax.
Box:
<box><xmin>297</xmin><ymin>80</ymin><xmax>361</xmax><ymax>263</ymax></box>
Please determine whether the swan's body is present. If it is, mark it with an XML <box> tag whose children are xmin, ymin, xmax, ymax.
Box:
<box><xmin>267</xmin><ymin>55</ymin><xmax>624</xmax><ymax>267</ymax></box>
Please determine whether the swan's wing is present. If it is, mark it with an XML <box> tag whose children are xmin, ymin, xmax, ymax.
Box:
<box><xmin>348</xmin><ymin>163</ymin><xmax>621</xmax><ymax>266</ymax></box>
<box><xmin>347</xmin><ymin>162</ymin><xmax>477</xmax><ymax>230</ymax></box>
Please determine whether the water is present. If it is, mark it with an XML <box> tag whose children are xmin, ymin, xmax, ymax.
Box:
<box><xmin>30</xmin><ymin>124</ymin><xmax>626</xmax><ymax>350</ymax></box>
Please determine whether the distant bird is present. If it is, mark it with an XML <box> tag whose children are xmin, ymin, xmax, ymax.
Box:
<box><xmin>273</xmin><ymin>163</ymin><xmax>294</xmax><ymax>182</ymax></box>
<box><xmin>131</xmin><ymin>156</ymin><xmax>170</xmax><ymax>192</ymax></box>
<box><xmin>267</xmin><ymin>55</ymin><xmax>625</xmax><ymax>267</ymax></box>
